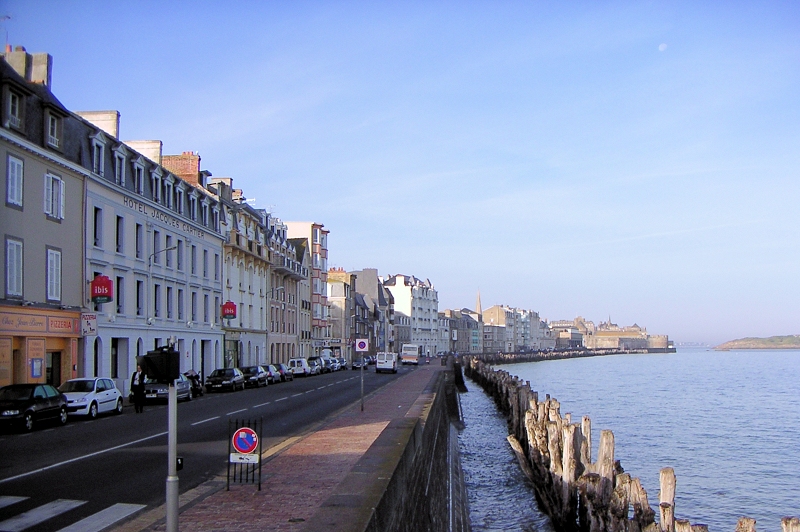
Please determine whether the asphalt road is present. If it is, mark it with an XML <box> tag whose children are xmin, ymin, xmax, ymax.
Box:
<box><xmin>0</xmin><ymin>365</ymin><xmax>411</xmax><ymax>532</ymax></box>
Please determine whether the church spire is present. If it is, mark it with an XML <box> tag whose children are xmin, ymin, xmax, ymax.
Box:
<box><xmin>476</xmin><ymin>290</ymin><xmax>482</xmax><ymax>316</ymax></box>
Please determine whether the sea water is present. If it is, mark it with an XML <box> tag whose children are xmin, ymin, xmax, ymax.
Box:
<box><xmin>460</xmin><ymin>348</ymin><xmax>800</xmax><ymax>531</ymax></box>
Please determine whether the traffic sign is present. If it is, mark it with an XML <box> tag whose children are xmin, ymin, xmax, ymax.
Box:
<box><xmin>232</xmin><ymin>427</ymin><xmax>259</xmax><ymax>454</ymax></box>
<box><xmin>355</xmin><ymin>339</ymin><xmax>369</xmax><ymax>352</ymax></box>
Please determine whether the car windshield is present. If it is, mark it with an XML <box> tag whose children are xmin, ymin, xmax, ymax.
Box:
<box><xmin>241</xmin><ymin>367</ymin><xmax>258</xmax><ymax>375</ymax></box>
<box><xmin>59</xmin><ymin>380</ymin><xmax>95</xmax><ymax>393</ymax></box>
<box><xmin>210</xmin><ymin>369</ymin><xmax>234</xmax><ymax>378</ymax></box>
<box><xmin>0</xmin><ymin>386</ymin><xmax>34</xmax><ymax>401</ymax></box>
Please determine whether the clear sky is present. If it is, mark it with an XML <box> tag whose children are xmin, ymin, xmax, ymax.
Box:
<box><xmin>4</xmin><ymin>2</ymin><xmax>798</xmax><ymax>345</ymax></box>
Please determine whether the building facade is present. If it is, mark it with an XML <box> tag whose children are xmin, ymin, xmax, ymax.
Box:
<box><xmin>286</xmin><ymin>222</ymin><xmax>329</xmax><ymax>357</ymax></box>
<box><xmin>382</xmin><ymin>274</ymin><xmax>438</xmax><ymax>358</ymax></box>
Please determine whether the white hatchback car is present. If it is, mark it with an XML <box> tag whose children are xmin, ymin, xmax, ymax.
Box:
<box><xmin>58</xmin><ymin>378</ymin><xmax>124</xmax><ymax>419</ymax></box>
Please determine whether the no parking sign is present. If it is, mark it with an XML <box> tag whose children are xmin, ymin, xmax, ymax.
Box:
<box><xmin>356</xmin><ymin>339</ymin><xmax>369</xmax><ymax>352</ymax></box>
<box><xmin>232</xmin><ymin>427</ymin><xmax>259</xmax><ymax>454</ymax></box>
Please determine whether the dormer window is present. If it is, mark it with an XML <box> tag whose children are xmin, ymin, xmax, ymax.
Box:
<box><xmin>212</xmin><ymin>208</ymin><xmax>220</xmax><ymax>232</ymax></box>
<box><xmin>164</xmin><ymin>175</ymin><xmax>175</xmax><ymax>209</ymax></box>
<box><xmin>188</xmin><ymin>193</ymin><xmax>197</xmax><ymax>221</ymax></box>
<box><xmin>176</xmin><ymin>186</ymin><xmax>185</xmax><ymax>215</ymax></box>
<box><xmin>47</xmin><ymin>115</ymin><xmax>61</xmax><ymax>148</ymax></box>
<box><xmin>151</xmin><ymin>169</ymin><xmax>162</xmax><ymax>203</ymax></box>
<box><xmin>113</xmin><ymin>148</ymin><xmax>127</xmax><ymax>186</ymax></box>
<box><xmin>133</xmin><ymin>158</ymin><xmax>145</xmax><ymax>195</ymax></box>
<box><xmin>91</xmin><ymin>132</ymin><xmax>106</xmax><ymax>177</ymax></box>
<box><xmin>6</xmin><ymin>91</ymin><xmax>22</xmax><ymax>129</ymax></box>
<box><xmin>201</xmin><ymin>201</ymin><xmax>209</xmax><ymax>226</ymax></box>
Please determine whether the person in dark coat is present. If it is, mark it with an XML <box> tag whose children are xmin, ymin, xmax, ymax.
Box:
<box><xmin>130</xmin><ymin>364</ymin><xmax>146</xmax><ymax>413</ymax></box>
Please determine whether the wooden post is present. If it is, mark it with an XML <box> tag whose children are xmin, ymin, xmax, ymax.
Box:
<box><xmin>597</xmin><ymin>430</ymin><xmax>615</xmax><ymax>502</ymax></box>
<box><xmin>660</xmin><ymin>467</ymin><xmax>676</xmax><ymax>532</ymax></box>
<box><xmin>735</xmin><ymin>517</ymin><xmax>757</xmax><ymax>532</ymax></box>
<box><xmin>782</xmin><ymin>517</ymin><xmax>800</xmax><ymax>532</ymax></box>
<box><xmin>581</xmin><ymin>415</ymin><xmax>592</xmax><ymax>473</ymax></box>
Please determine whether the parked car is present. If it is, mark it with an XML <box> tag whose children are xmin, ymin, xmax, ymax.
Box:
<box><xmin>307</xmin><ymin>357</ymin><xmax>326</xmax><ymax>374</ymax></box>
<box><xmin>206</xmin><ymin>368</ymin><xmax>246</xmax><ymax>392</ymax></box>
<box><xmin>145</xmin><ymin>373</ymin><xmax>193</xmax><ymax>402</ymax></box>
<box><xmin>327</xmin><ymin>358</ymin><xmax>341</xmax><ymax>371</ymax></box>
<box><xmin>241</xmin><ymin>366</ymin><xmax>268</xmax><ymax>388</ymax></box>
<box><xmin>59</xmin><ymin>377</ymin><xmax>123</xmax><ymax>419</ymax></box>
<box><xmin>0</xmin><ymin>383</ymin><xmax>68</xmax><ymax>432</ymax></box>
<box><xmin>276</xmin><ymin>363</ymin><xmax>294</xmax><ymax>382</ymax></box>
<box><xmin>264</xmin><ymin>364</ymin><xmax>282</xmax><ymax>384</ymax></box>
<box><xmin>309</xmin><ymin>356</ymin><xmax>333</xmax><ymax>374</ymax></box>
<box><xmin>337</xmin><ymin>357</ymin><xmax>348</xmax><ymax>371</ymax></box>
<box><xmin>288</xmin><ymin>358</ymin><xmax>316</xmax><ymax>377</ymax></box>
<box><xmin>351</xmin><ymin>356</ymin><xmax>366</xmax><ymax>370</ymax></box>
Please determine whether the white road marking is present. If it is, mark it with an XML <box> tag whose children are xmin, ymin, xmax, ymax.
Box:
<box><xmin>55</xmin><ymin>503</ymin><xmax>145</xmax><ymax>532</ymax></box>
<box><xmin>275</xmin><ymin>397</ymin><xmax>287</xmax><ymax>402</ymax></box>
<box><xmin>0</xmin><ymin>432</ymin><xmax>168</xmax><ymax>484</ymax></box>
<box><xmin>226</xmin><ymin>409</ymin><xmax>247</xmax><ymax>416</ymax></box>
<box><xmin>190</xmin><ymin>416</ymin><xmax>220</xmax><ymax>426</ymax></box>
<box><xmin>0</xmin><ymin>499</ymin><xmax>85</xmax><ymax>531</ymax></box>
<box><xmin>252</xmin><ymin>402</ymin><xmax>271</xmax><ymax>408</ymax></box>
<box><xmin>291</xmin><ymin>393</ymin><xmax>303</xmax><ymax>398</ymax></box>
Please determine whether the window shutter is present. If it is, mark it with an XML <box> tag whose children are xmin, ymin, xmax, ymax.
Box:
<box><xmin>59</xmin><ymin>179</ymin><xmax>65</xmax><ymax>219</ymax></box>
<box><xmin>44</xmin><ymin>174</ymin><xmax>53</xmax><ymax>215</ymax></box>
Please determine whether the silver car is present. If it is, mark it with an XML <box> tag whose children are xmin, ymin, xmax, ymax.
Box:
<box><xmin>59</xmin><ymin>378</ymin><xmax>124</xmax><ymax>418</ymax></box>
<box><xmin>144</xmin><ymin>373</ymin><xmax>192</xmax><ymax>402</ymax></box>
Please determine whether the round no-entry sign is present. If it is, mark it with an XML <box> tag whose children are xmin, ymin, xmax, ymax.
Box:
<box><xmin>232</xmin><ymin>427</ymin><xmax>259</xmax><ymax>454</ymax></box>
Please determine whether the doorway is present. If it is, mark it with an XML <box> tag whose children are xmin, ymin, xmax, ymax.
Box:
<box><xmin>46</xmin><ymin>351</ymin><xmax>62</xmax><ymax>386</ymax></box>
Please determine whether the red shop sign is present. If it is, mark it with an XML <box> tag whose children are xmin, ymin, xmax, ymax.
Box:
<box><xmin>221</xmin><ymin>301</ymin><xmax>237</xmax><ymax>319</ymax></box>
<box><xmin>91</xmin><ymin>275</ymin><xmax>114</xmax><ymax>304</ymax></box>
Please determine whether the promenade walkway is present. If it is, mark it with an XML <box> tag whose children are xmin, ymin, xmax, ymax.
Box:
<box><xmin>113</xmin><ymin>363</ymin><xmax>445</xmax><ymax>532</ymax></box>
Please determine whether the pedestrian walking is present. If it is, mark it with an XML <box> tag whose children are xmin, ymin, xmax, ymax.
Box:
<box><xmin>130</xmin><ymin>364</ymin><xmax>146</xmax><ymax>413</ymax></box>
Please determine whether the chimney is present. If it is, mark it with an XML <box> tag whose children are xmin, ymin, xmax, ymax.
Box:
<box><xmin>161</xmin><ymin>151</ymin><xmax>202</xmax><ymax>187</ymax></box>
<box><xmin>2</xmin><ymin>46</ymin><xmax>53</xmax><ymax>88</ymax></box>
<box><xmin>75</xmin><ymin>111</ymin><xmax>120</xmax><ymax>138</ymax></box>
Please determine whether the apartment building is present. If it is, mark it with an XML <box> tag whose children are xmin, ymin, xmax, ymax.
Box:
<box><xmin>0</xmin><ymin>50</ymin><xmax>84</xmax><ymax>387</ymax></box>
<box><xmin>327</xmin><ymin>267</ymin><xmax>355</xmax><ymax>362</ymax></box>
<box><xmin>286</xmin><ymin>222</ymin><xmax>329</xmax><ymax>357</ymax></box>
<box><xmin>382</xmin><ymin>274</ymin><xmax>438</xmax><ymax>358</ymax></box>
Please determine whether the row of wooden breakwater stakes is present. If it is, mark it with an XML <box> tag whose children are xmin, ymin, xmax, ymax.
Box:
<box><xmin>461</xmin><ymin>355</ymin><xmax>800</xmax><ymax>532</ymax></box>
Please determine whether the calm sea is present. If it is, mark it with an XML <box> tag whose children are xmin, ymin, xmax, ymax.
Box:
<box><xmin>459</xmin><ymin>348</ymin><xmax>800</xmax><ymax>531</ymax></box>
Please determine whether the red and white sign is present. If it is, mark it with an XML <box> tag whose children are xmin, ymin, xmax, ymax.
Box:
<box><xmin>232</xmin><ymin>427</ymin><xmax>258</xmax><ymax>454</ymax></box>
<box><xmin>355</xmin><ymin>339</ymin><xmax>369</xmax><ymax>352</ymax></box>
<box><xmin>221</xmin><ymin>301</ymin><xmax>237</xmax><ymax>320</ymax></box>
<box><xmin>90</xmin><ymin>275</ymin><xmax>114</xmax><ymax>303</ymax></box>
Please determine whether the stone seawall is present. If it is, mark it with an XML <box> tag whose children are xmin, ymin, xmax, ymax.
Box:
<box><xmin>464</xmin><ymin>354</ymin><xmax>799</xmax><ymax>532</ymax></box>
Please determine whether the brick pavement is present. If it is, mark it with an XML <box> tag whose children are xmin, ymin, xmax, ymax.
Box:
<box><xmin>115</xmin><ymin>363</ymin><xmax>444</xmax><ymax>532</ymax></box>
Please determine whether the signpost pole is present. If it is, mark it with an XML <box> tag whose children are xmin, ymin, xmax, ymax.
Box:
<box><xmin>166</xmin><ymin>382</ymin><xmax>178</xmax><ymax>532</ymax></box>
<box><xmin>360</xmin><ymin>353</ymin><xmax>364</xmax><ymax>412</ymax></box>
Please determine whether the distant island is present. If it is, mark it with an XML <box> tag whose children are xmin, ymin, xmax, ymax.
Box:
<box><xmin>715</xmin><ymin>335</ymin><xmax>800</xmax><ymax>350</ymax></box>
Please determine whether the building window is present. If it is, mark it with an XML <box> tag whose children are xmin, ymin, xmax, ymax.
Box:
<box><xmin>5</xmin><ymin>238</ymin><xmax>23</xmax><ymax>297</ymax></box>
<box><xmin>165</xmin><ymin>180</ymin><xmax>173</xmax><ymax>209</ymax></box>
<box><xmin>313</xmin><ymin>227</ymin><xmax>320</xmax><ymax>243</ymax></box>
<box><xmin>6</xmin><ymin>91</ymin><xmax>22</xmax><ymax>129</ymax></box>
<box><xmin>116</xmin><ymin>276</ymin><xmax>124</xmax><ymax>314</ymax></box>
<box><xmin>114</xmin><ymin>152</ymin><xmax>126</xmax><ymax>186</ymax></box>
<box><xmin>203</xmin><ymin>294</ymin><xmax>209</xmax><ymax>323</ymax></box>
<box><xmin>136</xmin><ymin>280</ymin><xmax>144</xmax><ymax>316</ymax></box>
<box><xmin>115</xmin><ymin>216</ymin><xmax>124</xmax><ymax>253</ymax></box>
<box><xmin>165</xmin><ymin>235</ymin><xmax>173</xmax><ymax>267</ymax></box>
<box><xmin>44</xmin><ymin>173</ymin><xmax>64</xmax><ymax>220</ymax></box>
<box><xmin>46</xmin><ymin>248</ymin><xmax>61</xmax><ymax>302</ymax></box>
<box><xmin>212</xmin><ymin>209</ymin><xmax>220</xmax><ymax>232</ymax></box>
<box><xmin>176</xmin><ymin>240</ymin><xmax>184</xmax><ymax>271</ymax></box>
<box><xmin>152</xmin><ymin>230</ymin><xmax>161</xmax><ymax>264</ymax></box>
<box><xmin>191</xmin><ymin>245</ymin><xmax>197</xmax><ymax>275</ymax></box>
<box><xmin>93</xmin><ymin>207</ymin><xmax>103</xmax><ymax>247</ymax></box>
<box><xmin>153</xmin><ymin>283</ymin><xmax>161</xmax><ymax>317</ymax></box>
<box><xmin>134</xmin><ymin>163</ymin><xmax>144</xmax><ymax>195</ymax></box>
<box><xmin>166</xmin><ymin>286</ymin><xmax>173</xmax><ymax>319</ymax></box>
<box><xmin>6</xmin><ymin>155</ymin><xmax>23</xmax><ymax>207</ymax></box>
<box><xmin>91</xmin><ymin>138</ymin><xmax>105</xmax><ymax>177</ymax></box>
<box><xmin>177</xmin><ymin>288</ymin><xmax>184</xmax><ymax>320</ymax></box>
<box><xmin>47</xmin><ymin>114</ymin><xmax>61</xmax><ymax>148</ymax></box>
<box><xmin>176</xmin><ymin>188</ymin><xmax>184</xmax><ymax>215</ymax></box>
<box><xmin>151</xmin><ymin>170</ymin><xmax>162</xmax><ymax>203</ymax></box>
<box><xmin>214</xmin><ymin>253</ymin><xmax>220</xmax><ymax>281</ymax></box>
<box><xmin>201</xmin><ymin>203</ymin><xmax>208</xmax><ymax>226</ymax></box>
<box><xmin>214</xmin><ymin>296</ymin><xmax>220</xmax><ymax>323</ymax></box>
<box><xmin>191</xmin><ymin>291</ymin><xmax>197</xmax><ymax>322</ymax></box>
<box><xmin>135</xmin><ymin>223</ymin><xmax>143</xmax><ymax>259</ymax></box>
<box><xmin>203</xmin><ymin>249</ymin><xmax>208</xmax><ymax>278</ymax></box>
<box><xmin>189</xmin><ymin>194</ymin><xmax>197</xmax><ymax>221</ymax></box>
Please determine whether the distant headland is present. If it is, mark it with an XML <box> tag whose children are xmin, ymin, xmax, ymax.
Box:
<box><xmin>715</xmin><ymin>335</ymin><xmax>800</xmax><ymax>350</ymax></box>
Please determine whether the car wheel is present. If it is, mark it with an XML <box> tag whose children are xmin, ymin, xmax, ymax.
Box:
<box><xmin>59</xmin><ymin>407</ymin><xmax>68</xmax><ymax>424</ymax></box>
<box><xmin>24</xmin><ymin>413</ymin><xmax>34</xmax><ymax>432</ymax></box>
<box><xmin>89</xmin><ymin>402</ymin><xmax>98</xmax><ymax>420</ymax></box>
<box><xmin>187</xmin><ymin>390</ymin><xmax>193</xmax><ymax>401</ymax></box>
<box><xmin>115</xmin><ymin>399</ymin><xmax>123</xmax><ymax>414</ymax></box>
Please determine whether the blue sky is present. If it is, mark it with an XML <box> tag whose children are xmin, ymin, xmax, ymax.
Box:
<box><xmin>5</xmin><ymin>2</ymin><xmax>798</xmax><ymax>345</ymax></box>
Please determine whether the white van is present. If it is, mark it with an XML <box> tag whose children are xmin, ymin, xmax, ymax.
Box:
<box><xmin>288</xmin><ymin>358</ymin><xmax>315</xmax><ymax>377</ymax></box>
<box><xmin>376</xmin><ymin>352</ymin><xmax>397</xmax><ymax>374</ymax></box>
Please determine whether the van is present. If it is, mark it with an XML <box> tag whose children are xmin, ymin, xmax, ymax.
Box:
<box><xmin>288</xmin><ymin>358</ymin><xmax>315</xmax><ymax>377</ymax></box>
<box><xmin>376</xmin><ymin>352</ymin><xmax>397</xmax><ymax>374</ymax></box>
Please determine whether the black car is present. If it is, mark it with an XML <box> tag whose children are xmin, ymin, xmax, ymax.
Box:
<box><xmin>241</xmin><ymin>366</ymin><xmax>268</xmax><ymax>388</ymax></box>
<box><xmin>206</xmin><ymin>368</ymin><xmax>245</xmax><ymax>392</ymax></box>
<box><xmin>0</xmin><ymin>383</ymin><xmax>68</xmax><ymax>432</ymax></box>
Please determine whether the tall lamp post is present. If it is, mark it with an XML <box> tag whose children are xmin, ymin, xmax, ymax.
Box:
<box><xmin>147</xmin><ymin>245</ymin><xmax>178</xmax><ymax>532</ymax></box>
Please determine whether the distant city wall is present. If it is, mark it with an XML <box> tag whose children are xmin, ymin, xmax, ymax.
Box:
<box><xmin>463</xmin><ymin>357</ymin><xmax>799</xmax><ymax>532</ymax></box>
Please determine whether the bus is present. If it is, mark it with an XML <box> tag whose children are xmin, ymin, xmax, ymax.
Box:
<box><xmin>400</xmin><ymin>344</ymin><xmax>421</xmax><ymax>365</ymax></box>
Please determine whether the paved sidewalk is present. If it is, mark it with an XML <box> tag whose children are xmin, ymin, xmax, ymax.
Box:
<box><xmin>114</xmin><ymin>363</ymin><xmax>444</xmax><ymax>532</ymax></box>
